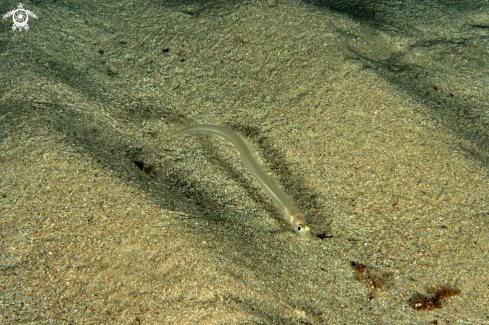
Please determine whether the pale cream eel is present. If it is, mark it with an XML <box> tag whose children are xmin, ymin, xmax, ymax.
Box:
<box><xmin>170</xmin><ymin>125</ymin><xmax>312</xmax><ymax>239</ymax></box>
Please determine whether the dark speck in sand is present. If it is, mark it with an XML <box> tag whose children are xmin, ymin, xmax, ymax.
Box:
<box><xmin>351</xmin><ymin>261</ymin><xmax>393</xmax><ymax>300</ymax></box>
<box><xmin>409</xmin><ymin>285</ymin><xmax>461</xmax><ymax>311</ymax></box>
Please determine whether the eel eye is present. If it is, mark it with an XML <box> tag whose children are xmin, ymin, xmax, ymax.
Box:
<box><xmin>297</xmin><ymin>225</ymin><xmax>303</xmax><ymax>232</ymax></box>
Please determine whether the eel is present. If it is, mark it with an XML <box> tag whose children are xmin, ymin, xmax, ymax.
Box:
<box><xmin>169</xmin><ymin>125</ymin><xmax>312</xmax><ymax>239</ymax></box>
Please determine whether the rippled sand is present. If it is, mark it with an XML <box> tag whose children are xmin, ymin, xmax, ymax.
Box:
<box><xmin>1</xmin><ymin>1</ymin><xmax>488</xmax><ymax>323</ymax></box>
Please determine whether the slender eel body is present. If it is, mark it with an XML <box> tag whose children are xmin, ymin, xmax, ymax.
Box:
<box><xmin>169</xmin><ymin>125</ymin><xmax>312</xmax><ymax>239</ymax></box>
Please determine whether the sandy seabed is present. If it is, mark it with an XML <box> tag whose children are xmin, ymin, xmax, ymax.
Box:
<box><xmin>1</xmin><ymin>0</ymin><xmax>489</xmax><ymax>324</ymax></box>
